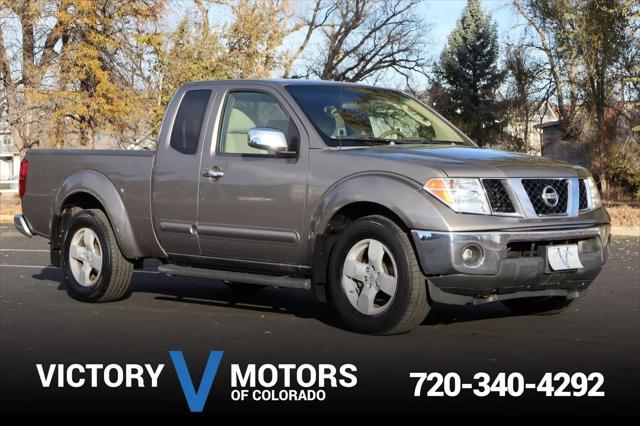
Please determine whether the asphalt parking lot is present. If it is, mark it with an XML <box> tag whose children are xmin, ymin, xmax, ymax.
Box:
<box><xmin>0</xmin><ymin>223</ymin><xmax>638</xmax><ymax>416</ymax></box>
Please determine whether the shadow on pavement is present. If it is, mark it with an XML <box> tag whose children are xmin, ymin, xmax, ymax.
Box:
<box><xmin>31</xmin><ymin>265</ymin><xmax>516</xmax><ymax>332</ymax></box>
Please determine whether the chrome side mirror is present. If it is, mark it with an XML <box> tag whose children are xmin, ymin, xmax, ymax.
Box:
<box><xmin>247</xmin><ymin>128</ymin><xmax>288</xmax><ymax>152</ymax></box>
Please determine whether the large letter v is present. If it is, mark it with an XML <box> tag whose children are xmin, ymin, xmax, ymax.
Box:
<box><xmin>170</xmin><ymin>351</ymin><xmax>223</xmax><ymax>412</ymax></box>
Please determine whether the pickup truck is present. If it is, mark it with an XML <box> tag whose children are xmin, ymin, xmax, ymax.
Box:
<box><xmin>14</xmin><ymin>79</ymin><xmax>611</xmax><ymax>334</ymax></box>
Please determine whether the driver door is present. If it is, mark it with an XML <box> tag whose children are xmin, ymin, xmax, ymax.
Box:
<box><xmin>196</xmin><ymin>86</ymin><xmax>308</xmax><ymax>268</ymax></box>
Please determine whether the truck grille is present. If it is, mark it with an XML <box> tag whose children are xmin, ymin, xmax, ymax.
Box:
<box><xmin>482</xmin><ymin>179</ymin><xmax>515</xmax><ymax>213</ymax></box>
<box><xmin>578</xmin><ymin>179</ymin><xmax>588</xmax><ymax>210</ymax></box>
<box><xmin>521</xmin><ymin>179</ymin><xmax>568</xmax><ymax>215</ymax></box>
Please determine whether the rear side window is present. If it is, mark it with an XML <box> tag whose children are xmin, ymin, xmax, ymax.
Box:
<box><xmin>169</xmin><ymin>89</ymin><xmax>211</xmax><ymax>154</ymax></box>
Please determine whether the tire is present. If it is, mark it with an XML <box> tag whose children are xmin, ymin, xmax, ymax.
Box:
<box><xmin>62</xmin><ymin>209</ymin><xmax>133</xmax><ymax>302</ymax></box>
<box><xmin>502</xmin><ymin>296</ymin><xmax>575</xmax><ymax>316</ymax></box>
<box><xmin>328</xmin><ymin>215</ymin><xmax>429</xmax><ymax>335</ymax></box>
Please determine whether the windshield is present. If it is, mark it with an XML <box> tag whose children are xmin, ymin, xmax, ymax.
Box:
<box><xmin>286</xmin><ymin>85</ymin><xmax>469</xmax><ymax>147</ymax></box>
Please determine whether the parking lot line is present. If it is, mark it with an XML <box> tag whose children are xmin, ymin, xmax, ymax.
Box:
<box><xmin>0</xmin><ymin>264</ymin><xmax>159</xmax><ymax>274</ymax></box>
<box><xmin>0</xmin><ymin>264</ymin><xmax>52</xmax><ymax>269</ymax></box>
<box><xmin>0</xmin><ymin>249</ymin><xmax>49</xmax><ymax>252</ymax></box>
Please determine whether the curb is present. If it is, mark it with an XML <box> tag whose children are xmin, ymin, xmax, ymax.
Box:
<box><xmin>611</xmin><ymin>226</ymin><xmax>640</xmax><ymax>237</ymax></box>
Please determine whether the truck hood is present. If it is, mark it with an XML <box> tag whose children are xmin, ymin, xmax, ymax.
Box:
<box><xmin>343</xmin><ymin>145</ymin><xmax>586</xmax><ymax>178</ymax></box>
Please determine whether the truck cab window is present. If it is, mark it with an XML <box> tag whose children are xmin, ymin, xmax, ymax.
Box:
<box><xmin>218</xmin><ymin>91</ymin><xmax>298</xmax><ymax>155</ymax></box>
<box><xmin>169</xmin><ymin>89</ymin><xmax>211</xmax><ymax>155</ymax></box>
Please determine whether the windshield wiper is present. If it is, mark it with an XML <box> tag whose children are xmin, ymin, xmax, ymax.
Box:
<box><xmin>330</xmin><ymin>136</ymin><xmax>466</xmax><ymax>146</ymax></box>
<box><xmin>391</xmin><ymin>139</ymin><xmax>467</xmax><ymax>145</ymax></box>
<box><xmin>332</xmin><ymin>136</ymin><xmax>440</xmax><ymax>145</ymax></box>
<box><xmin>330</xmin><ymin>136</ymin><xmax>399</xmax><ymax>145</ymax></box>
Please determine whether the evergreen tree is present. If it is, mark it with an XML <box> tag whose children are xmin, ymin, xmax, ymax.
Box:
<box><xmin>436</xmin><ymin>0</ymin><xmax>504</xmax><ymax>145</ymax></box>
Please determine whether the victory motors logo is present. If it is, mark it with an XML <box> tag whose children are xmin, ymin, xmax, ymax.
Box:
<box><xmin>541</xmin><ymin>185</ymin><xmax>559</xmax><ymax>207</ymax></box>
<box><xmin>170</xmin><ymin>351</ymin><xmax>223</xmax><ymax>412</ymax></box>
<box><xmin>36</xmin><ymin>351</ymin><xmax>358</xmax><ymax>413</ymax></box>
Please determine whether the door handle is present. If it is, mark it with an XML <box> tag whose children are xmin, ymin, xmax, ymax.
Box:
<box><xmin>202</xmin><ymin>167</ymin><xmax>224</xmax><ymax>179</ymax></box>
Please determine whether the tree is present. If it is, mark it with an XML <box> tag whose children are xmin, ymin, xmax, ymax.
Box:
<box><xmin>513</xmin><ymin>0</ymin><xmax>639</xmax><ymax>195</ymax></box>
<box><xmin>282</xmin><ymin>0</ymin><xmax>335</xmax><ymax>79</ymax></box>
<box><xmin>152</xmin><ymin>1</ymin><xmax>229</xmax><ymax>130</ymax></box>
<box><xmin>503</xmin><ymin>44</ymin><xmax>550</xmax><ymax>152</ymax></box>
<box><xmin>512</xmin><ymin>0</ymin><xmax>580</xmax><ymax>128</ymax></box>
<box><xmin>225</xmin><ymin>0</ymin><xmax>292</xmax><ymax>78</ymax></box>
<box><xmin>0</xmin><ymin>0</ymin><xmax>164</xmax><ymax>151</ymax></box>
<box><xmin>435</xmin><ymin>0</ymin><xmax>504</xmax><ymax>145</ymax></box>
<box><xmin>0</xmin><ymin>0</ymin><xmax>67</xmax><ymax>151</ymax></box>
<box><xmin>153</xmin><ymin>0</ymin><xmax>293</xmax><ymax>131</ymax></box>
<box><xmin>285</xmin><ymin>0</ymin><xmax>428</xmax><ymax>83</ymax></box>
<box><xmin>54</xmin><ymin>0</ymin><xmax>164</xmax><ymax>148</ymax></box>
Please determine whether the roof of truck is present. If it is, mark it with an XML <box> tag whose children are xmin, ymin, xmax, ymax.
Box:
<box><xmin>181</xmin><ymin>79</ymin><xmax>390</xmax><ymax>90</ymax></box>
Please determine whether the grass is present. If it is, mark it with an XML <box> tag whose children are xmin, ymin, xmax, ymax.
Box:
<box><xmin>1</xmin><ymin>195</ymin><xmax>639</xmax><ymax>227</ymax></box>
<box><xmin>606</xmin><ymin>204</ymin><xmax>640</xmax><ymax>227</ymax></box>
<box><xmin>0</xmin><ymin>196</ymin><xmax>20</xmax><ymax>216</ymax></box>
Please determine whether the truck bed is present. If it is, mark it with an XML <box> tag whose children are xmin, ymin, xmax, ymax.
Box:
<box><xmin>22</xmin><ymin>149</ymin><xmax>156</xmax><ymax>250</ymax></box>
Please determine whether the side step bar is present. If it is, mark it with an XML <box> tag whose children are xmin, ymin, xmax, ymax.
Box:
<box><xmin>157</xmin><ymin>264</ymin><xmax>311</xmax><ymax>290</ymax></box>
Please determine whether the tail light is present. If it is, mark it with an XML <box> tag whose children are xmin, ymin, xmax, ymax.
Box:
<box><xmin>18</xmin><ymin>158</ymin><xmax>28</xmax><ymax>199</ymax></box>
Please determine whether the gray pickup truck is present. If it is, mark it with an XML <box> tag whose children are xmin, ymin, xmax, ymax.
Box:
<box><xmin>15</xmin><ymin>79</ymin><xmax>611</xmax><ymax>334</ymax></box>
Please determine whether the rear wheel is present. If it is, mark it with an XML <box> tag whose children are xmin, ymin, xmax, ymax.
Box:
<box><xmin>62</xmin><ymin>209</ymin><xmax>133</xmax><ymax>302</ymax></box>
<box><xmin>502</xmin><ymin>296</ymin><xmax>575</xmax><ymax>316</ymax></box>
<box><xmin>329</xmin><ymin>215</ymin><xmax>429</xmax><ymax>335</ymax></box>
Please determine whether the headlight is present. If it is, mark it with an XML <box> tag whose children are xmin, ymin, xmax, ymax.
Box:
<box><xmin>585</xmin><ymin>176</ymin><xmax>602</xmax><ymax>208</ymax></box>
<box><xmin>424</xmin><ymin>178</ymin><xmax>491</xmax><ymax>214</ymax></box>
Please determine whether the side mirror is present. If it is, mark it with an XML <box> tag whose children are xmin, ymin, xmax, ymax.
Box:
<box><xmin>247</xmin><ymin>128</ymin><xmax>288</xmax><ymax>153</ymax></box>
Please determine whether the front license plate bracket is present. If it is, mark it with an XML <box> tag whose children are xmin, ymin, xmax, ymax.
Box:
<box><xmin>546</xmin><ymin>244</ymin><xmax>583</xmax><ymax>272</ymax></box>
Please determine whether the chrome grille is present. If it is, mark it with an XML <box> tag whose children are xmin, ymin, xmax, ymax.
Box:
<box><xmin>482</xmin><ymin>179</ymin><xmax>515</xmax><ymax>213</ymax></box>
<box><xmin>578</xmin><ymin>179</ymin><xmax>588</xmax><ymax>210</ymax></box>
<box><xmin>521</xmin><ymin>179</ymin><xmax>568</xmax><ymax>216</ymax></box>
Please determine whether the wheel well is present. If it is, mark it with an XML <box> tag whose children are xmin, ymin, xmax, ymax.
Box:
<box><xmin>311</xmin><ymin>202</ymin><xmax>410</xmax><ymax>302</ymax></box>
<box><xmin>49</xmin><ymin>192</ymin><xmax>107</xmax><ymax>266</ymax></box>
<box><xmin>61</xmin><ymin>192</ymin><xmax>104</xmax><ymax>213</ymax></box>
<box><xmin>52</xmin><ymin>192</ymin><xmax>144</xmax><ymax>268</ymax></box>
<box><xmin>325</xmin><ymin>202</ymin><xmax>408</xmax><ymax>234</ymax></box>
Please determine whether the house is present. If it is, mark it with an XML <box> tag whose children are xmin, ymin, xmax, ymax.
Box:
<box><xmin>0</xmin><ymin>118</ymin><xmax>20</xmax><ymax>193</ymax></box>
<box><xmin>535</xmin><ymin>103</ymin><xmax>639</xmax><ymax>168</ymax></box>
<box><xmin>534</xmin><ymin>119</ymin><xmax>590</xmax><ymax>168</ymax></box>
<box><xmin>500</xmin><ymin>99</ymin><xmax>559</xmax><ymax>155</ymax></box>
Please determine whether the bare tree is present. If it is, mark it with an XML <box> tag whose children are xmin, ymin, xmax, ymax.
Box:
<box><xmin>511</xmin><ymin>0</ymin><xmax>580</xmax><ymax>128</ymax></box>
<box><xmin>503</xmin><ymin>44</ymin><xmax>552</xmax><ymax>152</ymax></box>
<box><xmin>282</xmin><ymin>0</ymin><xmax>336</xmax><ymax>78</ymax></box>
<box><xmin>0</xmin><ymin>0</ymin><xmax>67</xmax><ymax>151</ymax></box>
<box><xmin>512</xmin><ymin>0</ymin><xmax>639</xmax><ymax>196</ymax></box>
<box><xmin>1</xmin><ymin>0</ymin><xmax>164</xmax><ymax>151</ymax></box>
<box><xmin>287</xmin><ymin>0</ymin><xmax>428</xmax><ymax>82</ymax></box>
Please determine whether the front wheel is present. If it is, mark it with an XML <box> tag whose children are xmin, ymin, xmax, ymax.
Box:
<box><xmin>62</xmin><ymin>209</ymin><xmax>133</xmax><ymax>302</ymax></box>
<box><xmin>329</xmin><ymin>215</ymin><xmax>429</xmax><ymax>335</ymax></box>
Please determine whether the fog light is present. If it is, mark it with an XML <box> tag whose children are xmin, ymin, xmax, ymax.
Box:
<box><xmin>461</xmin><ymin>245</ymin><xmax>483</xmax><ymax>266</ymax></box>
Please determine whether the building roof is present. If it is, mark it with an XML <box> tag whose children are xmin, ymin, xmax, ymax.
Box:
<box><xmin>533</xmin><ymin>120</ymin><xmax>561</xmax><ymax>130</ymax></box>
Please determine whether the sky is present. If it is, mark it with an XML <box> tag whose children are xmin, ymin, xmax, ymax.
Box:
<box><xmin>171</xmin><ymin>0</ymin><xmax>529</xmax><ymax>88</ymax></box>
<box><xmin>424</xmin><ymin>0</ymin><xmax>525</xmax><ymax>51</ymax></box>
<box><xmin>167</xmin><ymin>0</ymin><xmax>526</xmax><ymax>59</ymax></box>
<box><xmin>0</xmin><ymin>0</ymin><xmax>528</xmax><ymax>89</ymax></box>
<box><xmin>279</xmin><ymin>0</ymin><xmax>527</xmax><ymax>88</ymax></box>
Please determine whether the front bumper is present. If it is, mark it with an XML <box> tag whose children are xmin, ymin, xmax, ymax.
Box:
<box><xmin>411</xmin><ymin>225</ymin><xmax>610</xmax><ymax>304</ymax></box>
